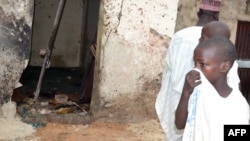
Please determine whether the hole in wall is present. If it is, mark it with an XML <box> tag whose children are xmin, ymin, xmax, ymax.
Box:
<box><xmin>9</xmin><ymin>0</ymin><xmax>100</xmax><ymax>124</ymax></box>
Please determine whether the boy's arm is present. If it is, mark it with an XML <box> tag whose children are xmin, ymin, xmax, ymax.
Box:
<box><xmin>175</xmin><ymin>90</ymin><xmax>191</xmax><ymax>129</ymax></box>
<box><xmin>175</xmin><ymin>70</ymin><xmax>201</xmax><ymax>129</ymax></box>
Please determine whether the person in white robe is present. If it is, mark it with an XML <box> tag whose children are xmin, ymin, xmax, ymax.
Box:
<box><xmin>155</xmin><ymin>1</ymin><xmax>238</xmax><ymax>140</ymax></box>
<box><xmin>176</xmin><ymin>36</ymin><xmax>249</xmax><ymax>141</ymax></box>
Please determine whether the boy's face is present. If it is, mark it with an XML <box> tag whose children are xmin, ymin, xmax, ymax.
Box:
<box><xmin>194</xmin><ymin>46</ymin><xmax>222</xmax><ymax>84</ymax></box>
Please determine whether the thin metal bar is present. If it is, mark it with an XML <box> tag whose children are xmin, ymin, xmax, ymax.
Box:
<box><xmin>33</xmin><ymin>0</ymin><xmax>67</xmax><ymax>101</ymax></box>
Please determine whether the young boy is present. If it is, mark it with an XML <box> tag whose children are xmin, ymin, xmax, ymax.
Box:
<box><xmin>175</xmin><ymin>36</ymin><xmax>249</xmax><ymax>141</ymax></box>
<box><xmin>199</xmin><ymin>21</ymin><xmax>240</xmax><ymax>89</ymax></box>
<box><xmin>156</xmin><ymin>20</ymin><xmax>240</xmax><ymax>141</ymax></box>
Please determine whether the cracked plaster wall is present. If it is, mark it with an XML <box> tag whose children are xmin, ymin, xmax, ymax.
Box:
<box><xmin>91</xmin><ymin>0</ymin><xmax>250</xmax><ymax>121</ymax></box>
<box><xmin>91</xmin><ymin>0</ymin><xmax>178</xmax><ymax>121</ymax></box>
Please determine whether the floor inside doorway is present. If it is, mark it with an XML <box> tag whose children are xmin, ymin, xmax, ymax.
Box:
<box><xmin>15</xmin><ymin>66</ymin><xmax>83</xmax><ymax>96</ymax></box>
<box><xmin>11</xmin><ymin>66</ymin><xmax>91</xmax><ymax>125</ymax></box>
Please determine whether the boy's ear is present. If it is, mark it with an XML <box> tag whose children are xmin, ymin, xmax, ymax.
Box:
<box><xmin>220</xmin><ymin>61</ymin><xmax>231</xmax><ymax>72</ymax></box>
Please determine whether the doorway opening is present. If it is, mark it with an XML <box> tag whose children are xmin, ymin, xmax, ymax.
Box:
<box><xmin>11</xmin><ymin>0</ymin><xmax>100</xmax><ymax>124</ymax></box>
<box><xmin>235</xmin><ymin>20</ymin><xmax>250</xmax><ymax>103</ymax></box>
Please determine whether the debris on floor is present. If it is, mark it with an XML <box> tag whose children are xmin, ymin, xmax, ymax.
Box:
<box><xmin>11</xmin><ymin>66</ymin><xmax>92</xmax><ymax>125</ymax></box>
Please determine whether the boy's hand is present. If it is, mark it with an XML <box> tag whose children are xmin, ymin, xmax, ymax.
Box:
<box><xmin>182</xmin><ymin>70</ymin><xmax>201</xmax><ymax>97</ymax></box>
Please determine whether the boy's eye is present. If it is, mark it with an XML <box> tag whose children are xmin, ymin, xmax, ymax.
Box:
<box><xmin>194</xmin><ymin>61</ymin><xmax>207</xmax><ymax>67</ymax></box>
<box><xmin>200</xmin><ymin>63</ymin><xmax>206</xmax><ymax>67</ymax></box>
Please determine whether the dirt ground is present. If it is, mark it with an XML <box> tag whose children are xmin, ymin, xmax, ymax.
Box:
<box><xmin>0</xmin><ymin>117</ymin><xmax>165</xmax><ymax>141</ymax></box>
<box><xmin>7</xmin><ymin>97</ymin><xmax>166</xmax><ymax>141</ymax></box>
<box><xmin>1</xmin><ymin>95</ymin><xmax>166</xmax><ymax>141</ymax></box>
<box><xmin>0</xmin><ymin>97</ymin><xmax>166</xmax><ymax>141</ymax></box>
<box><xmin>4</xmin><ymin>67</ymin><xmax>165</xmax><ymax>141</ymax></box>
<box><xmin>33</xmin><ymin>119</ymin><xmax>165</xmax><ymax>141</ymax></box>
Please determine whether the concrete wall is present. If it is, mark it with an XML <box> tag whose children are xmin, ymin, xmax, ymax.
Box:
<box><xmin>91</xmin><ymin>0</ymin><xmax>178</xmax><ymax>121</ymax></box>
<box><xmin>90</xmin><ymin>0</ymin><xmax>250</xmax><ymax>122</ymax></box>
<box><xmin>175</xmin><ymin>0</ymin><xmax>250</xmax><ymax>43</ymax></box>
<box><xmin>175</xmin><ymin>0</ymin><xmax>200</xmax><ymax>32</ymax></box>
<box><xmin>30</xmin><ymin>0</ymin><xmax>84</xmax><ymax>67</ymax></box>
<box><xmin>0</xmin><ymin>0</ymin><xmax>34</xmax><ymax>104</ymax></box>
<box><xmin>220</xmin><ymin>0</ymin><xmax>250</xmax><ymax>43</ymax></box>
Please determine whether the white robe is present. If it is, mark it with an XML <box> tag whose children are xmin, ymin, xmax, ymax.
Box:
<box><xmin>182</xmin><ymin>69</ymin><xmax>249</xmax><ymax>141</ymax></box>
<box><xmin>155</xmin><ymin>26</ymin><xmax>203</xmax><ymax>141</ymax></box>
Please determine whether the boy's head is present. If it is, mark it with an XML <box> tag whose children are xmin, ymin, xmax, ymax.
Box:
<box><xmin>200</xmin><ymin>21</ymin><xmax>230</xmax><ymax>42</ymax></box>
<box><xmin>194</xmin><ymin>36</ymin><xmax>237</xmax><ymax>84</ymax></box>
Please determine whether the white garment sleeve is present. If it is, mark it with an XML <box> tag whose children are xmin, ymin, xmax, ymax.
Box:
<box><xmin>166</xmin><ymin>36</ymin><xmax>198</xmax><ymax>94</ymax></box>
<box><xmin>227</xmin><ymin>61</ymin><xmax>240</xmax><ymax>89</ymax></box>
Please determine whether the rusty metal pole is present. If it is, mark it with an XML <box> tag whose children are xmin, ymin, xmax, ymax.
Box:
<box><xmin>33</xmin><ymin>0</ymin><xmax>67</xmax><ymax>101</ymax></box>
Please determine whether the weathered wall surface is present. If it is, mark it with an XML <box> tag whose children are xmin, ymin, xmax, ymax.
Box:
<box><xmin>30</xmin><ymin>0</ymin><xmax>84</xmax><ymax>67</ymax></box>
<box><xmin>91</xmin><ymin>0</ymin><xmax>178</xmax><ymax>121</ymax></box>
<box><xmin>175</xmin><ymin>0</ymin><xmax>250</xmax><ymax>43</ymax></box>
<box><xmin>0</xmin><ymin>0</ymin><xmax>33</xmax><ymax>105</ymax></box>
<box><xmin>90</xmin><ymin>0</ymin><xmax>250</xmax><ymax>122</ymax></box>
<box><xmin>175</xmin><ymin>0</ymin><xmax>200</xmax><ymax>32</ymax></box>
<box><xmin>220</xmin><ymin>0</ymin><xmax>250</xmax><ymax>42</ymax></box>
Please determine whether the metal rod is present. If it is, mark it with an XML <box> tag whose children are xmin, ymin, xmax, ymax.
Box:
<box><xmin>33</xmin><ymin>0</ymin><xmax>67</xmax><ymax>101</ymax></box>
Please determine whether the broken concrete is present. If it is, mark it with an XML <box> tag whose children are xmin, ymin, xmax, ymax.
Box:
<box><xmin>0</xmin><ymin>0</ymin><xmax>34</xmax><ymax>105</ymax></box>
